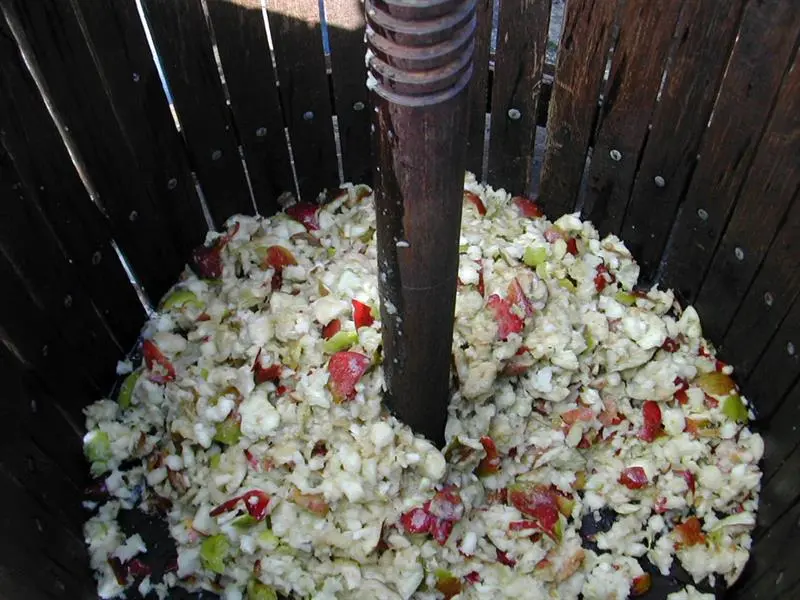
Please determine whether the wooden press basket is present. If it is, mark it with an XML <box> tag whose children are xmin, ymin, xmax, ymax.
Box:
<box><xmin>0</xmin><ymin>0</ymin><xmax>797</xmax><ymax>598</ymax></box>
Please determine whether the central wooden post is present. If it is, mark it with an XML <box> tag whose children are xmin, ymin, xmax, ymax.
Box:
<box><xmin>367</xmin><ymin>0</ymin><xmax>476</xmax><ymax>446</ymax></box>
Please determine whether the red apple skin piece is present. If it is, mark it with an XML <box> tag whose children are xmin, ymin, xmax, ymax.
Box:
<box><xmin>512</xmin><ymin>195</ymin><xmax>543</xmax><ymax>218</ymax></box>
<box><xmin>327</xmin><ymin>351</ymin><xmax>370</xmax><ymax>402</ymax></box>
<box><xmin>464</xmin><ymin>191</ymin><xmax>487</xmax><ymax>215</ymax></box>
<box><xmin>352</xmin><ymin>299</ymin><xmax>375</xmax><ymax>329</ymax></box>
<box><xmin>487</xmin><ymin>294</ymin><xmax>524</xmax><ymax>341</ymax></box>
<box><xmin>322</xmin><ymin>319</ymin><xmax>342</xmax><ymax>340</ymax></box>
<box><xmin>619</xmin><ymin>466</ymin><xmax>649</xmax><ymax>489</ymax></box>
<box><xmin>286</xmin><ymin>202</ymin><xmax>320</xmax><ymax>231</ymax></box>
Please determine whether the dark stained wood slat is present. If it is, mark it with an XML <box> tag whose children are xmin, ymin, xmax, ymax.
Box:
<box><xmin>0</xmin><ymin>144</ymin><xmax>121</xmax><ymax>390</ymax></box>
<box><xmin>581</xmin><ymin>0</ymin><xmax>683</xmax><ymax>236</ymax></box>
<box><xmin>326</xmin><ymin>0</ymin><xmax>372</xmax><ymax>186</ymax></box>
<box><xmin>538</xmin><ymin>0</ymin><xmax>619</xmax><ymax>217</ymax></box>
<box><xmin>740</xmin><ymin>481</ymin><xmax>800</xmax><ymax>598</ymax></box>
<box><xmin>721</xmin><ymin>196</ymin><xmax>800</xmax><ymax>378</ymax></box>
<box><xmin>4</xmin><ymin>0</ymin><xmax>187</xmax><ymax>300</ymax></box>
<box><xmin>0</xmin><ymin>468</ymin><xmax>93</xmax><ymax>599</ymax></box>
<box><xmin>206</xmin><ymin>0</ymin><xmax>294</xmax><ymax>211</ymax></box>
<box><xmin>487</xmin><ymin>0</ymin><xmax>551</xmax><ymax>195</ymax></box>
<box><xmin>268</xmin><ymin>0</ymin><xmax>339</xmax><ymax>200</ymax></box>
<box><xmin>620</xmin><ymin>0</ymin><xmax>745</xmax><ymax>282</ymax></box>
<box><xmin>0</xmin><ymin>29</ymin><xmax>144</xmax><ymax>348</ymax></box>
<box><xmin>142</xmin><ymin>0</ymin><xmax>254</xmax><ymax>224</ymax></box>
<box><xmin>70</xmin><ymin>0</ymin><xmax>209</xmax><ymax>259</ymax></box>
<box><xmin>756</xmin><ymin>380</ymin><xmax>800</xmax><ymax>486</ymax></box>
<box><xmin>659</xmin><ymin>0</ymin><xmax>800</xmax><ymax>302</ymax></box>
<box><xmin>464</xmin><ymin>0</ymin><xmax>492</xmax><ymax>177</ymax></box>
<box><xmin>744</xmin><ymin>297</ymin><xmax>800</xmax><ymax>421</ymax></box>
<box><xmin>694</xmin><ymin>50</ymin><xmax>800</xmax><ymax>341</ymax></box>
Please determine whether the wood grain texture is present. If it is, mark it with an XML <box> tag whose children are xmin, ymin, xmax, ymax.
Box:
<box><xmin>0</xmin><ymin>20</ymin><xmax>145</xmax><ymax>348</ymax></box>
<box><xmin>0</xmin><ymin>142</ymin><xmax>122</xmax><ymax>390</ymax></box>
<box><xmin>757</xmin><ymin>379</ymin><xmax>800</xmax><ymax>485</ymax></box>
<box><xmin>142</xmin><ymin>0</ymin><xmax>254</xmax><ymax>224</ymax></box>
<box><xmin>465</xmin><ymin>0</ymin><xmax>492</xmax><ymax>176</ymax></box>
<box><xmin>744</xmin><ymin>296</ymin><xmax>800</xmax><ymax>422</ymax></box>
<box><xmin>487</xmin><ymin>0</ymin><xmax>551</xmax><ymax>195</ymax></box>
<box><xmin>659</xmin><ymin>0</ymin><xmax>800</xmax><ymax>302</ymax></box>
<box><xmin>538</xmin><ymin>0</ymin><xmax>618</xmax><ymax>217</ymax></box>
<box><xmin>70</xmin><ymin>0</ymin><xmax>209</xmax><ymax>261</ymax></box>
<box><xmin>620</xmin><ymin>0</ymin><xmax>745</xmax><ymax>282</ymax></box>
<box><xmin>581</xmin><ymin>0</ymin><xmax>682</xmax><ymax>236</ymax></box>
<box><xmin>3</xmin><ymin>0</ymin><xmax>189</xmax><ymax>300</ymax></box>
<box><xmin>326</xmin><ymin>0</ymin><xmax>372</xmax><ymax>186</ymax></box>
<box><xmin>206</xmin><ymin>0</ymin><xmax>295</xmax><ymax>211</ymax></box>
<box><xmin>721</xmin><ymin>196</ymin><xmax>800</xmax><ymax>378</ymax></box>
<box><xmin>737</xmin><ymin>480</ymin><xmax>800</xmax><ymax>599</ymax></box>
<box><xmin>268</xmin><ymin>0</ymin><xmax>339</xmax><ymax>200</ymax></box>
<box><xmin>694</xmin><ymin>48</ymin><xmax>800</xmax><ymax>341</ymax></box>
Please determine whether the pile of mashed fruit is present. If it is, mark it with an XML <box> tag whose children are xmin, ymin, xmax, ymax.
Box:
<box><xmin>82</xmin><ymin>174</ymin><xmax>763</xmax><ymax>600</ymax></box>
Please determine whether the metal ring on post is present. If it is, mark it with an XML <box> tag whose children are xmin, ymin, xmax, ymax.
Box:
<box><xmin>367</xmin><ymin>0</ymin><xmax>477</xmax><ymax>446</ymax></box>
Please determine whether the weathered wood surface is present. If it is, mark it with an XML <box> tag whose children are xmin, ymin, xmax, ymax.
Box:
<box><xmin>142</xmin><ymin>0</ymin><xmax>254</xmax><ymax>224</ymax></box>
<box><xmin>721</xmin><ymin>196</ymin><xmax>800</xmax><ymax>378</ymax></box>
<box><xmin>70</xmin><ymin>0</ymin><xmax>209</xmax><ymax>257</ymax></box>
<box><xmin>487</xmin><ymin>0</ymin><xmax>551</xmax><ymax>195</ymax></box>
<box><xmin>620</xmin><ymin>0</ymin><xmax>745</xmax><ymax>282</ymax></box>
<box><xmin>326</xmin><ymin>0</ymin><xmax>372</xmax><ymax>186</ymax></box>
<box><xmin>744</xmin><ymin>296</ymin><xmax>800</xmax><ymax>422</ymax></box>
<box><xmin>207</xmin><ymin>0</ymin><xmax>295</xmax><ymax>211</ymax></box>
<box><xmin>0</xmin><ymin>12</ymin><xmax>144</xmax><ymax>348</ymax></box>
<box><xmin>539</xmin><ymin>0</ymin><xmax>619</xmax><ymax>216</ymax></box>
<box><xmin>464</xmin><ymin>0</ymin><xmax>492</xmax><ymax>176</ymax></box>
<box><xmin>3</xmin><ymin>0</ymin><xmax>197</xmax><ymax>301</ymax></box>
<box><xmin>659</xmin><ymin>0</ymin><xmax>800</xmax><ymax>303</ymax></box>
<box><xmin>268</xmin><ymin>0</ymin><xmax>339</xmax><ymax>200</ymax></box>
<box><xmin>695</xmin><ymin>47</ymin><xmax>800</xmax><ymax>341</ymax></box>
<box><xmin>581</xmin><ymin>0</ymin><xmax>682</xmax><ymax>237</ymax></box>
<box><xmin>368</xmin><ymin>0</ymin><xmax>475</xmax><ymax>445</ymax></box>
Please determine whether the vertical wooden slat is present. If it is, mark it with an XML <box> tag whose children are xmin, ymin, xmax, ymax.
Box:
<box><xmin>487</xmin><ymin>0</ymin><xmax>551</xmax><ymax>195</ymax></box>
<box><xmin>539</xmin><ymin>0</ymin><xmax>618</xmax><ymax>217</ymax></box>
<box><xmin>757</xmin><ymin>379</ymin><xmax>799</xmax><ymax>486</ymax></box>
<box><xmin>268</xmin><ymin>0</ymin><xmax>339</xmax><ymax>200</ymax></box>
<box><xmin>721</xmin><ymin>196</ymin><xmax>800</xmax><ymax>378</ymax></box>
<box><xmin>738</xmin><ymin>471</ymin><xmax>800</xmax><ymax>598</ymax></box>
<box><xmin>620</xmin><ymin>0</ymin><xmax>745</xmax><ymax>280</ymax></box>
<box><xmin>580</xmin><ymin>0</ymin><xmax>683</xmax><ymax>236</ymax></box>
<box><xmin>0</xmin><ymin>20</ymin><xmax>144</xmax><ymax>347</ymax></box>
<box><xmin>694</xmin><ymin>51</ymin><xmax>800</xmax><ymax>341</ymax></box>
<box><xmin>659</xmin><ymin>0</ymin><xmax>800</xmax><ymax>301</ymax></box>
<box><xmin>142</xmin><ymin>0</ymin><xmax>254</xmax><ymax>223</ymax></box>
<box><xmin>326</xmin><ymin>0</ymin><xmax>371</xmax><ymax>186</ymax></box>
<box><xmin>3</xmin><ymin>0</ymin><xmax>189</xmax><ymax>300</ymax></box>
<box><xmin>744</xmin><ymin>297</ymin><xmax>800</xmax><ymax>422</ymax></box>
<box><xmin>70</xmin><ymin>0</ymin><xmax>209</xmax><ymax>260</ymax></box>
<box><xmin>206</xmin><ymin>0</ymin><xmax>295</xmax><ymax>210</ymax></box>
<box><xmin>0</xmin><ymin>144</ymin><xmax>122</xmax><ymax>389</ymax></box>
<box><xmin>465</xmin><ymin>0</ymin><xmax>492</xmax><ymax>177</ymax></box>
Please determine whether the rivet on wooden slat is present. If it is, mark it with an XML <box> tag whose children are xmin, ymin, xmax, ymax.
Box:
<box><xmin>734</xmin><ymin>247</ymin><xmax>745</xmax><ymax>261</ymax></box>
<box><xmin>654</xmin><ymin>176</ymin><xmax>666</xmax><ymax>188</ymax></box>
<box><xmin>765</xmin><ymin>292</ymin><xmax>774</xmax><ymax>306</ymax></box>
<box><xmin>787</xmin><ymin>342</ymin><xmax>796</xmax><ymax>356</ymax></box>
<box><xmin>367</xmin><ymin>0</ymin><xmax>476</xmax><ymax>446</ymax></box>
<box><xmin>609</xmin><ymin>149</ymin><xmax>622</xmax><ymax>161</ymax></box>
<box><xmin>697</xmin><ymin>208</ymin><xmax>709</xmax><ymax>220</ymax></box>
<box><xmin>507</xmin><ymin>108</ymin><xmax>521</xmax><ymax>120</ymax></box>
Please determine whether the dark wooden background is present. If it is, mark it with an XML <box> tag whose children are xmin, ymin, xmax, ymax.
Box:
<box><xmin>0</xmin><ymin>0</ymin><xmax>797</xmax><ymax>597</ymax></box>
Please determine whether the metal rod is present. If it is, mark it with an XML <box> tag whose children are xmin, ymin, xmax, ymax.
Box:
<box><xmin>367</xmin><ymin>0</ymin><xmax>476</xmax><ymax>446</ymax></box>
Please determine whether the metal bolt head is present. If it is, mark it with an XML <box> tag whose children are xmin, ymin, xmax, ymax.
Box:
<box><xmin>654</xmin><ymin>175</ymin><xmax>666</xmax><ymax>187</ymax></box>
<box><xmin>211</xmin><ymin>149</ymin><xmax>222</xmax><ymax>161</ymax></box>
<box><xmin>91</xmin><ymin>251</ymin><xmax>102</xmax><ymax>265</ymax></box>
<box><xmin>697</xmin><ymin>208</ymin><xmax>709</xmax><ymax>221</ymax></box>
<box><xmin>764</xmin><ymin>291</ymin><xmax>774</xmax><ymax>306</ymax></box>
<box><xmin>303</xmin><ymin>111</ymin><xmax>315</xmax><ymax>121</ymax></box>
<box><xmin>787</xmin><ymin>342</ymin><xmax>796</xmax><ymax>356</ymax></box>
<box><xmin>132</xmin><ymin>72</ymin><xmax>140</xmax><ymax>82</ymax></box>
<box><xmin>129</xmin><ymin>210</ymin><xmax>138</xmax><ymax>221</ymax></box>
<box><xmin>353</xmin><ymin>101</ymin><xmax>365</xmax><ymax>111</ymax></box>
<box><xmin>167</xmin><ymin>177</ymin><xmax>178</xmax><ymax>190</ymax></box>
<box><xmin>255</xmin><ymin>127</ymin><xmax>267</xmax><ymax>137</ymax></box>
<box><xmin>63</xmin><ymin>295</ymin><xmax>73</xmax><ymax>308</ymax></box>
<box><xmin>507</xmin><ymin>108</ymin><xmax>522</xmax><ymax>120</ymax></box>
<box><xmin>41</xmin><ymin>345</ymin><xmax>48</xmax><ymax>357</ymax></box>
<box><xmin>734</xmin><ymin>247</ymin><xmax>745</xmax><ymax>261</ymax></box>
<box><xmin>609</xmin><ymin>149</ymin><xmax>622</xmax><ymax>161</ymax></box>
